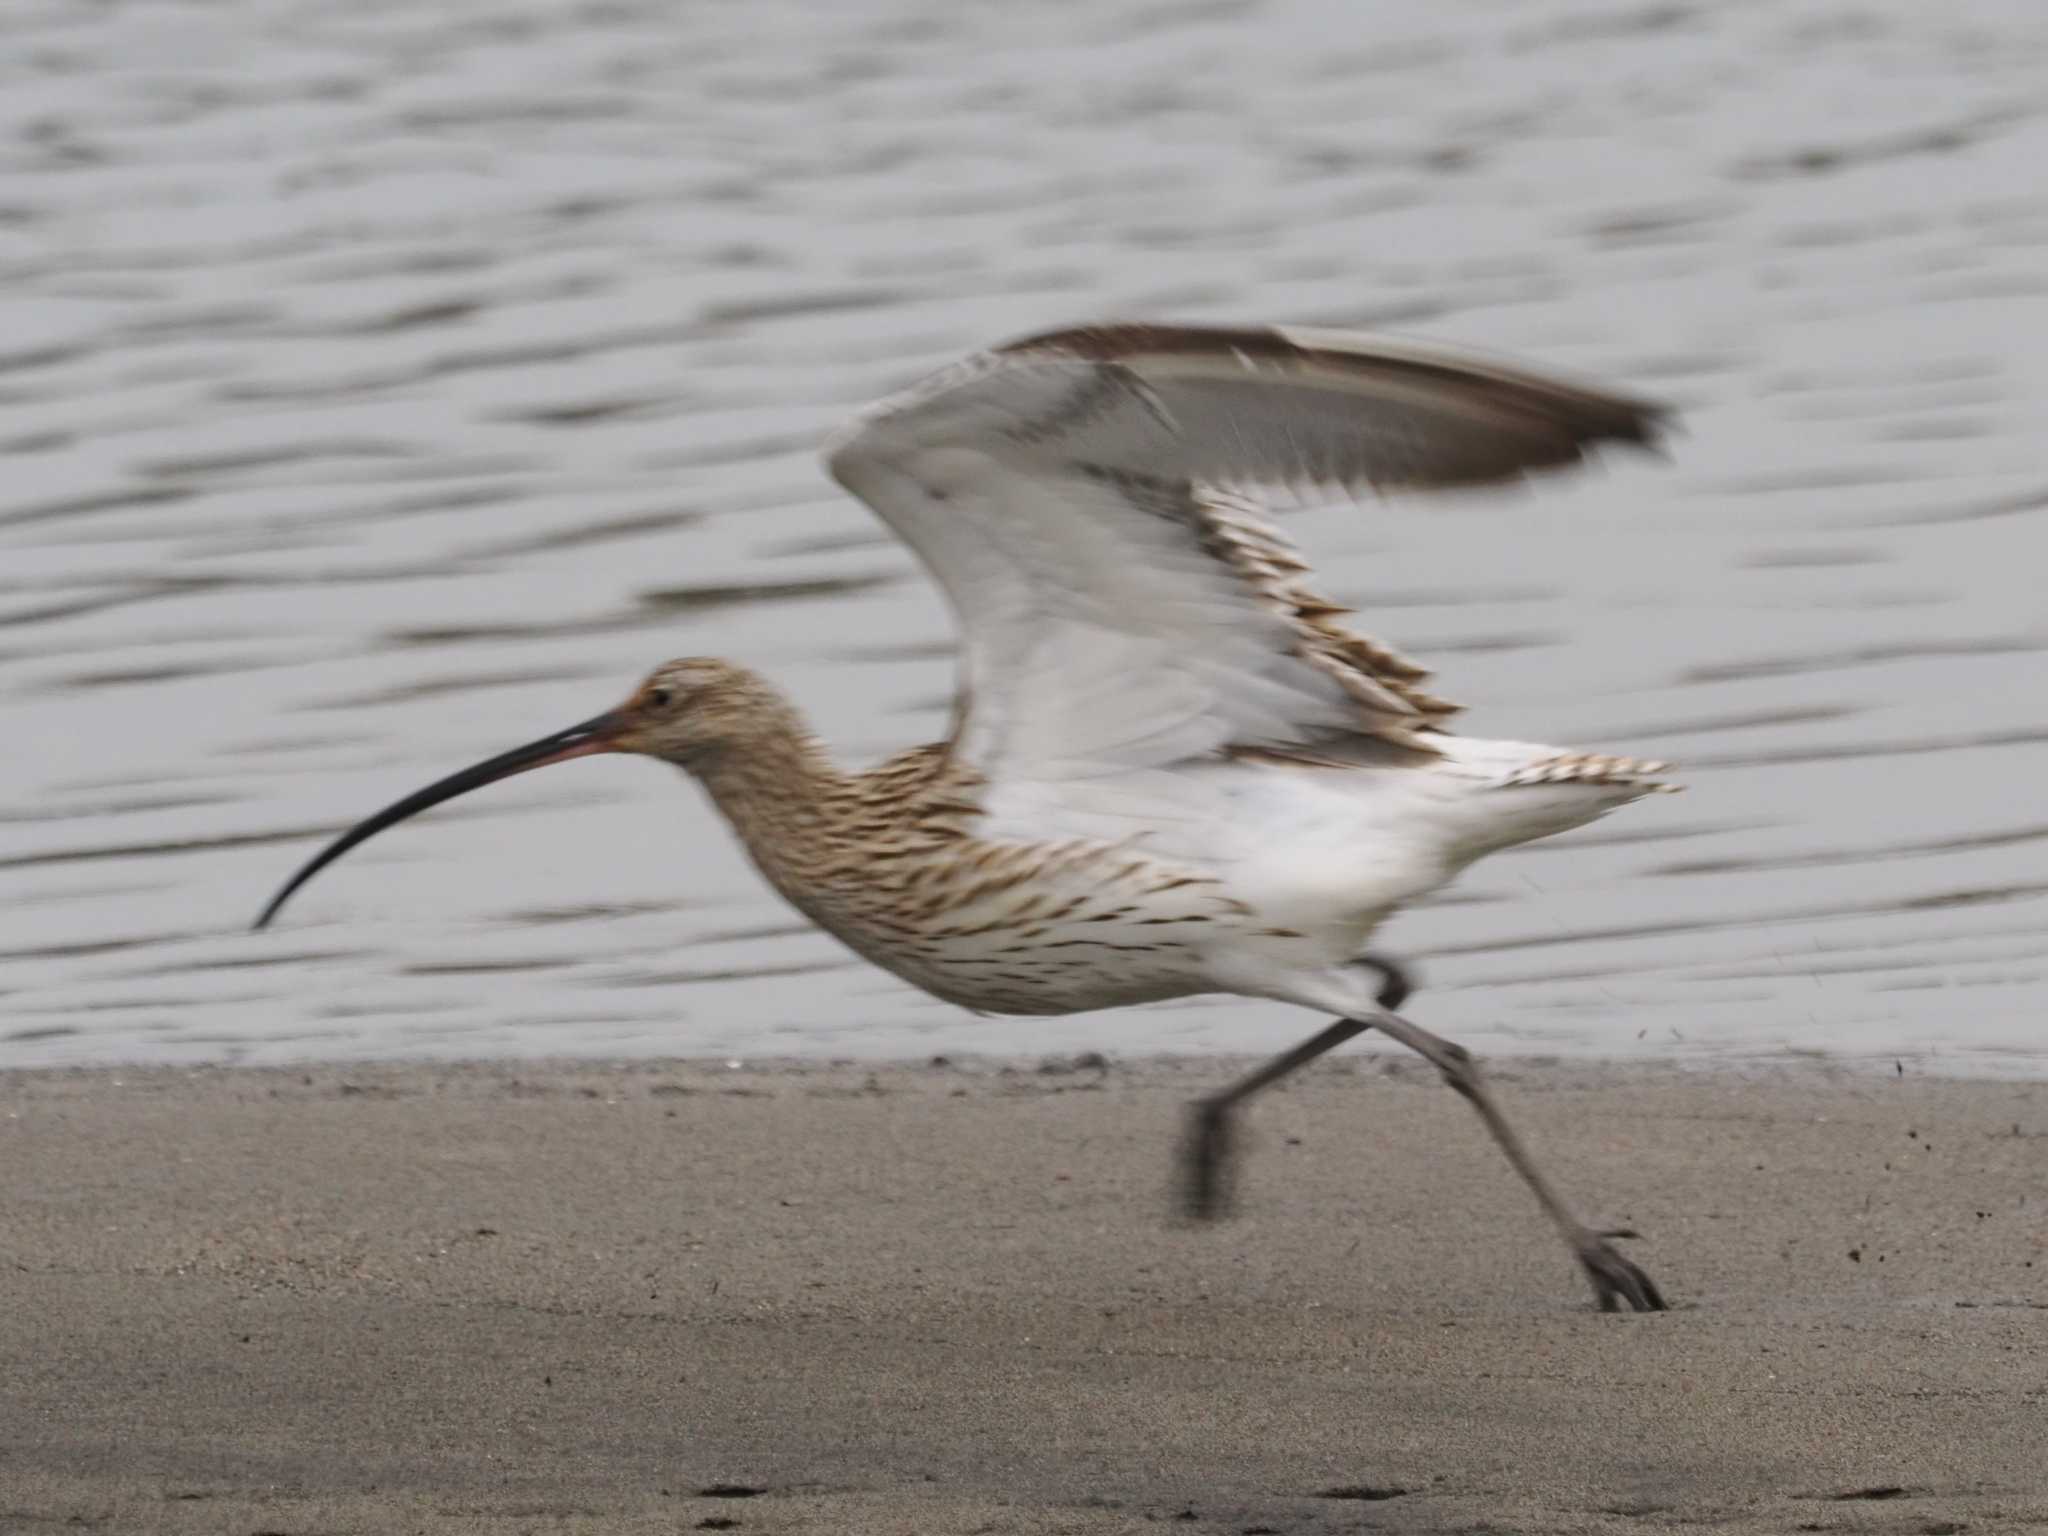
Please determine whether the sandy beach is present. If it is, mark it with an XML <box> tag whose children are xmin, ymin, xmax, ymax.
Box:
<box><xmin>3</xmin><ymin>1055</ymin><xmax>2042</xmax><ymax>1533</ymax></box>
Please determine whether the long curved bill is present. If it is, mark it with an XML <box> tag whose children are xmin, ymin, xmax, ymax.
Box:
<box><xmin>252</xmin><ymin>710</ymin><xmax>627</xmax><ymax>931</ymax></box>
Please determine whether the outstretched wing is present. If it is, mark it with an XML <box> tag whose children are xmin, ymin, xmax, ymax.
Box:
<box><xmin>825</xmin><ymin>322</ymin><xmax>1669</xmax><ymax>791</ymax></box>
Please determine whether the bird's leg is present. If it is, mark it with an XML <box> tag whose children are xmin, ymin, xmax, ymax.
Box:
<box><xmin>1178</xmin><ymin>956</ymin><xmax>1410</xmax><ymax>1221</ymax></box>
<box><xmin>1180</xmin><ymin>1018</ymin><xmax>1365</xmax><ymax>1221</ymax></box>
<box><xmin>1364</xmin><ymin>1008</ymin><xmax>1667</xmax><ymax>1313</ymax></box>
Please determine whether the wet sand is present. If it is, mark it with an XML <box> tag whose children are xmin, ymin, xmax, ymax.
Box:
<box><xmin>4</xmin><ymin>1056</ymin><xmax>2043</xmax><ymax>1533</ymax></box>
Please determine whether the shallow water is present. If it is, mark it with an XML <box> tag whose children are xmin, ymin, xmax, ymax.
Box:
<box><xmin>4</xmin><ymin>0</ymin><xmax>2046</xmax><ymax>1071</ymax></box>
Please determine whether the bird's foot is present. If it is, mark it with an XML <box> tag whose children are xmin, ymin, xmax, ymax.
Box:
<box><xmin>1178</xmin><ymin>1098</ymin><xmax>1236</xmax><ymax>1223</ymax></box>
<box><xmin>1574</xmin><ymin>1226</ymin><xmax>1667</xmax><ymax>1312</ymax></box>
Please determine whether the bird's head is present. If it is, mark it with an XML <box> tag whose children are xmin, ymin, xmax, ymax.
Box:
<box><xmin>607</xmin><ymin>656</ymin><xmax>796</xmax><ymax>767</ymax></box>
<box><xmin>251</xmin><ymin>656</ymin><xmax>785</xmax><ymax>930</ymax></box>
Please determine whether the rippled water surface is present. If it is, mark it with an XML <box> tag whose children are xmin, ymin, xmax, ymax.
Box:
<box><xmin>5</xmin><ymin>0</ymin><xmax>2047</xmax><ymax>1070</ymax></box>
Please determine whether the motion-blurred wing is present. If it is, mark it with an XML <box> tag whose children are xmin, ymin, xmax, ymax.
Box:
<box><xmin>825</xmin><ymin>322</ymin><xmax>1669</xmax><ymax>791</ymax></box>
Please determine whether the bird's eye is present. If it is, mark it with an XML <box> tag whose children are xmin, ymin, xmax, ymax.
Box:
<box><xmin>646</xmin><ymin>686</ymin><xmax>672</xmax><ymax>709</ymax></box>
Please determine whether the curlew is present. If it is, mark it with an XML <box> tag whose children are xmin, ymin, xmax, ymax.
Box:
<box><xmin>257</xmin><ymin>322</ymin><xmax>1679</xmax><ymax>1311</ymax></box>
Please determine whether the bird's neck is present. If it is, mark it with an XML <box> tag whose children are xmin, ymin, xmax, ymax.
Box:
<box><xmin>687</xmin><ymin>711</ymin><xmax>852</xmax><ymax>876</ymax></box>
